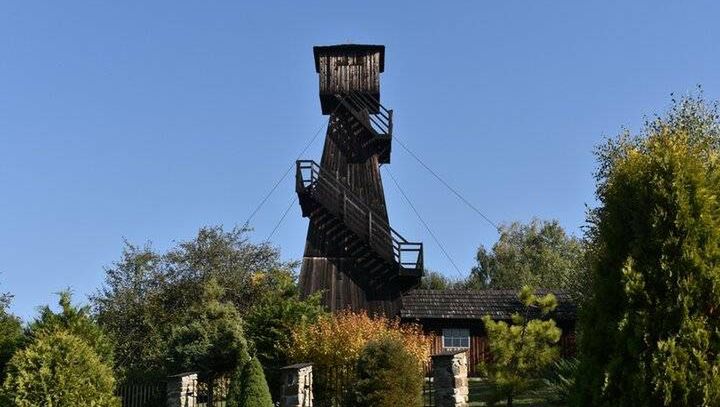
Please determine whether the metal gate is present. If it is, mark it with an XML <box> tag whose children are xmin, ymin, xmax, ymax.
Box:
<box><xmin>117</xmin><ymin>380</ymin><xmax>165</xmax><ymax>407</ymax></box>
<box><xmin>187</xmin><ymin>376</ymin><xmax>230</xmax><ymax>407</ymax></box>
<box><xmin>313</xmin><ymin>364</ymin><xmax>356</xmax><ymax>407</ymax></box>
<box><xmin>312</xmin><ymin>362</ymin><xmax>435</xmax><ymax>407</ymax></box>
<box><xmin>422</xmin><ymin>360</ymin><xmax>434</xmax><ymax>407</ymax></box>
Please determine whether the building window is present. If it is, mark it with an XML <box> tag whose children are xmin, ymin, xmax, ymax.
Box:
<box><xmin>442</xmin><ymin>328</ymin><xmax>470</xmax><ymax>349</ymax></box>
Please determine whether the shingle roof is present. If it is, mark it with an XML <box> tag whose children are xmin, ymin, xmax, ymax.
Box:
<box><xmin>399</xmin><ymin>289</ymin><xmax>576</xmax><ymax>321</ymax></box>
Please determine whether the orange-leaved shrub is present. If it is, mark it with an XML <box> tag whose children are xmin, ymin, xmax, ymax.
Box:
<box><xmin>289</xmin><ymin>311</ymin><xmax>430</xmax><ymax>370</ymax></box>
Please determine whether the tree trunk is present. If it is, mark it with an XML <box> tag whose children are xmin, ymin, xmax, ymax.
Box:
<box><xmin>507</xmin><ymin>394</ymin><xmax>513</xmax><ymax>407</ymax></box>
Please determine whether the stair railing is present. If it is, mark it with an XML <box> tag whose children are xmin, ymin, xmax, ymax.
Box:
<box><xmin>296</xmin><ymin>160</ymin><xmax>422</xmax><ymax>274</ymax></box>
<box><xmin>335</xmin><ymin>92</ymin><xmax>393</xmax><ymax>137</ymax></box>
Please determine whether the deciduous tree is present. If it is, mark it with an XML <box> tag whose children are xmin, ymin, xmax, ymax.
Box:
<box><xmin>466</xmin><ymin>219</ymin><xmax>587</xmax><ymax>300</ymax></box>
<box><xmin>91</xmin><ymin>226</ymin><xmax>298</xmax><ymax>380</ymax></box>
<box><xmin>166</xmin><ymin>278</ymin><xmax>250</xmax><ymax>378</ymax></box>
<box><xmin>420</xmin><ymin>270</ymin><xmax>457</xmax><ymax>290</ymax></box>
<box><xmin>352</xmin><ymin>336</ymin><xmax>423</xmax><ymax>407</ymax></box>
<box><xmin>290</xmin><ymin>311</ymin><xmax>429</xmax><ymax>373</ymax></box>
<box><xmin>243</xmin><ymin>270</ymin><xmax>325</xmax><ymax>401</ymax></box>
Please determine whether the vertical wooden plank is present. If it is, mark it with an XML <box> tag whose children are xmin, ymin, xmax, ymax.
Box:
<box><xmin>301</xmin><ymin>45</ymin><xmax>416</xmax><ymax>317</ymax></box>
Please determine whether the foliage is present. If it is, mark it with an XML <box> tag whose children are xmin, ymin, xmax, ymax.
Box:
<box><xmin>2</xmin><ymin>331</ymin><xmax>119</xmax><ymax>407</ymax></box>
<box><xmin>420</xmin><ymin>270</ymin><xmax>458</xmax><ymax>290</ymax></box>
<box><xmin>91</xmin><ymin>242</ymin><xmax>167</xmax><ymax>379</ymax></box>
<box><xmin>290</xmin><ymin>311</ymin><xmax>430</xmax><ymax>372</ymax></box>
<box><xmin>243</xmin><ymin>271</ymin><xmax>326</xmax><ymax>401</ymax></box>
<box><xmin>0</xmin><ymin>292</ymin><xmax>23</xmax><ymax>384</ymax></box>
<box><xmin>471</xmin><ymin>379</ymin><xmax>556</xmax><ymax>407</ymax></box>
<box><xmin>575</xmin><ymin>93</ymin><xmax>720</xmax><ymax>406</ymax></box>
<box><xmin>226</xmin><ymin>355</ymin><xmax>244</xmax><ymax>407</ymax></box>
<box><xmin>538</xmin><ymin>358</ymin><xmax>578</xmax><ymax>406</ymax></box>
<box><xmin>479</xmin><ymin>286</ymin><xmax>561</xmax><ymax>407</ymax></box>
<box><xmin>466</xmin><ymin>219</ymin><xmax>587</xmax><ymax>300</ymax></box>
<box><xmin>226</xmin><ymin>357</ymin><xmax>272</xmax><ymax>407</ymax></box>
<box><xmin>91</xmin><ymin>226</ymin><xmax>296</xmax><ymax>380</ymax></box>
<box><xmin>166</xmin><ymin>278</ymin><xmax>249</xmax><ymax>378</ymax></box>
<box><xmin>352</xmin><ymin>336</ymin><xmax>423</xmax><ymax>407</ymax></box>
<box><xmin>27</xmin><ymin>291</ymin><xmax>114</xmax><ymax>366</ymax></box>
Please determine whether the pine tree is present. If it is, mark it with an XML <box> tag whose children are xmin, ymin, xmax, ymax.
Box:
<box><xmin>479</xmin><ymin>286</ymin><xmax>561</xmax><ymax>407</ymax></box>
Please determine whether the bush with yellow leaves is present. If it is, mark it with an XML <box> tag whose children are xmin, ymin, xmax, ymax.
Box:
<box><xmin>289</xmin><ymin>311</ymin><xmax>430</xmax><ymax>370</ymax></box>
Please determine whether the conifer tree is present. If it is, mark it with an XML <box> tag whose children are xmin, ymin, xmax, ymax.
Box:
<box><xmin>227</xmin><ymin>357</ymin><xmax>272</xmax><ymax>407</ymax></box>
<box><xmin>479</xmin><ymin>286</ymin><xmax>561</xmax><ymax>407</ymax></box>
<box><xmin>28</xmin><ymin>291</ymin><xmax>114</xmax><ymax>366</ymax></box>
<box><xmin>2</xmin><ymin>331</ymin><xmax>119</xmax><ymax>407</ymax></box>
<box><xmin>0</xmin><ymin>292</ymin><xmax>22</xmax><ymax>384</ymax></box>
<box><xmin>575</xmin><ymin>95</ymin><xmax>720</xmax><ymax>406</ymax></box>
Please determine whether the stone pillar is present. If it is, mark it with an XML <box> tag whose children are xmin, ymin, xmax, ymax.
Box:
<box><xmin>280</xmin><ymin>363</ymin><xmax>313</xmax><ymax>407</ymax></box>
<box><xmin>166</xmin><ymin>372</ymin><xmax>198</xmax><ymax>407</ymax></box>
<box><xmin>432</xmin><ymin>350</ymin><xmax>469</xmax><ymax>407</ymax></box>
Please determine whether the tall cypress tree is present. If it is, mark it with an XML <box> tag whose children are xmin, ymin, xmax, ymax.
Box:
<box><xmin>227</xmin><ymin>357</ymin><xmax>272</xmax><ymax>407</ymax></box>
<box><xmin>575</xmin><ymin>95</ymin><xmax>720</xmax><ymax>406</ymax></box>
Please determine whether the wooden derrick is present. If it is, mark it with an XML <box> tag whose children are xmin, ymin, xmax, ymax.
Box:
<box><xmin>297</xmin><ymin>45</ymin><xmax>423</xmax><ymax>317</ymax></box>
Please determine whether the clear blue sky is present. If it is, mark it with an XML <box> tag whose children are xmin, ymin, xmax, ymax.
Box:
<box><xmin>2</xmin><ymin>2</ymin><xmax>719</xmax><ymax>320</ymax></box>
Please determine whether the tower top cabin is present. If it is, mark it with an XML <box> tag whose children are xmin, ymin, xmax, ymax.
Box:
<box><xmin>313</xmin><ymin>44</ymin><xmax>385</xmax><ymax>115</ymax></box>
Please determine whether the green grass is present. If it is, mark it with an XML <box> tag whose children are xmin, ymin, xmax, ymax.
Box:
<box><xmin>467</xmin><ymin>378</ymin><xmax>559</xmax><ymax>407</ymax></box>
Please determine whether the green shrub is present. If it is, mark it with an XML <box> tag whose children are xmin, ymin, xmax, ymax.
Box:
<box><xmin>0</xmin><ymin>298</ymin><xmax>23</xmax><ymax>383</ymax></box>
<box><xmin>240</xmin><ymin>357</ymin><xmax>273</xmax><ymax>407</ymax></box>
<box><xmin>166</xmin><ymin>279</ymin><xmax>249</xmax><ymax>378</ymax></box>
<box><xmin>539</xmin><ymin>357</ymin><xmax>578</xmax><ymax>405</ymax></box>
<box><xmin>244</xmin><ymin>277</ymin><xmax>325</xmax><ymax>402</ymax></box>
<box><xmin>352</xmin><ymin>336</ymin><xmax>423</xmax><ymax>407</ymax></box>
<box><xmin>576</xmin><ymin>94</ymin><xmax>720</xmax><ymax>405</ymax></box>
<box><xmin>2</xmin><ymin>331</ymin><xmax>119</xmax><ymax>407</ymax></box>
<box><xmin>0</xmin><ymin>305</ymin><xmax>22</xmax><ymax>407</ymax></box>
<box><xmin>227</xmin><ymin>357</ymin><xmax>273</xmax><ymax>407</ymax></box>
<box><xmin>226</xmin><ymin>361</ymin><xmax>244</xmax><ymax>407</ymax></box>
<box><xmin>28</xmin><ymin>291</ymin><xmax>114</xmax><ymax>366</ymax></box>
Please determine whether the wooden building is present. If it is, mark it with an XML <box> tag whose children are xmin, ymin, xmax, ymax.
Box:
<box><xmin>296</xmin><ymin>44</ymin><xmax>576</xmax><ymax>373</ymax></box>
<box><xmin>400</xmin><ymin>289</ymin><xmax>576</xmax><ymax>375</ymax></box>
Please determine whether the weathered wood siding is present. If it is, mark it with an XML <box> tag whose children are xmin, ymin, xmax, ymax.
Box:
<box><xmin>317</xmin><ymin>51</ymin><xmax>381</xmax><ymax>96</ymax></box>
<box><xmin>299</xmin><ymin>257</ymin><xmax>402</xmax><ymax>316</ymax></box>
<box><xmin>302</xmin><ymin>115</ymin><xmax>390</xmax><ymax>259</ymax></box>
<box><xmin>410</xmin><ymin>318</ymin><xmax>577</xmax><ymax>377</ymax></box>
<box><xmin>315</xmin><ymin>45</ymin><xmax>383</xmax><ymax>114</ymax></box>
<box><xmin>299</xmin><ymin>112</ymin><xmax>412</xmax><ymax>317</ymax></box>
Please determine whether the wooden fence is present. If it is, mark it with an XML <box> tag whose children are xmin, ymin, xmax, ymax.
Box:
<box><xmin>117</xmin><ymin>375</ymin><xmax>230</xmax><ymax>407</ymax></box>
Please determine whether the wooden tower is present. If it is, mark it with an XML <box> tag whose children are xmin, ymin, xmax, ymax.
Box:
<box><xmin>296</xmin><ymin>44</ymin><xmax>423</xmax><ymax>317</ymax></box>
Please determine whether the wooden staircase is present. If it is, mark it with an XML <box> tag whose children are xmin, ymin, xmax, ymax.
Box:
<box><xmin>331</xmin><ymin>92</ymin><xmax>393</xmax><ymax>164</ymax></box>
<box><xmin>296</xmin><ymin>160</ymin><xmax>423</xmax><ymax>286</ymax></box>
